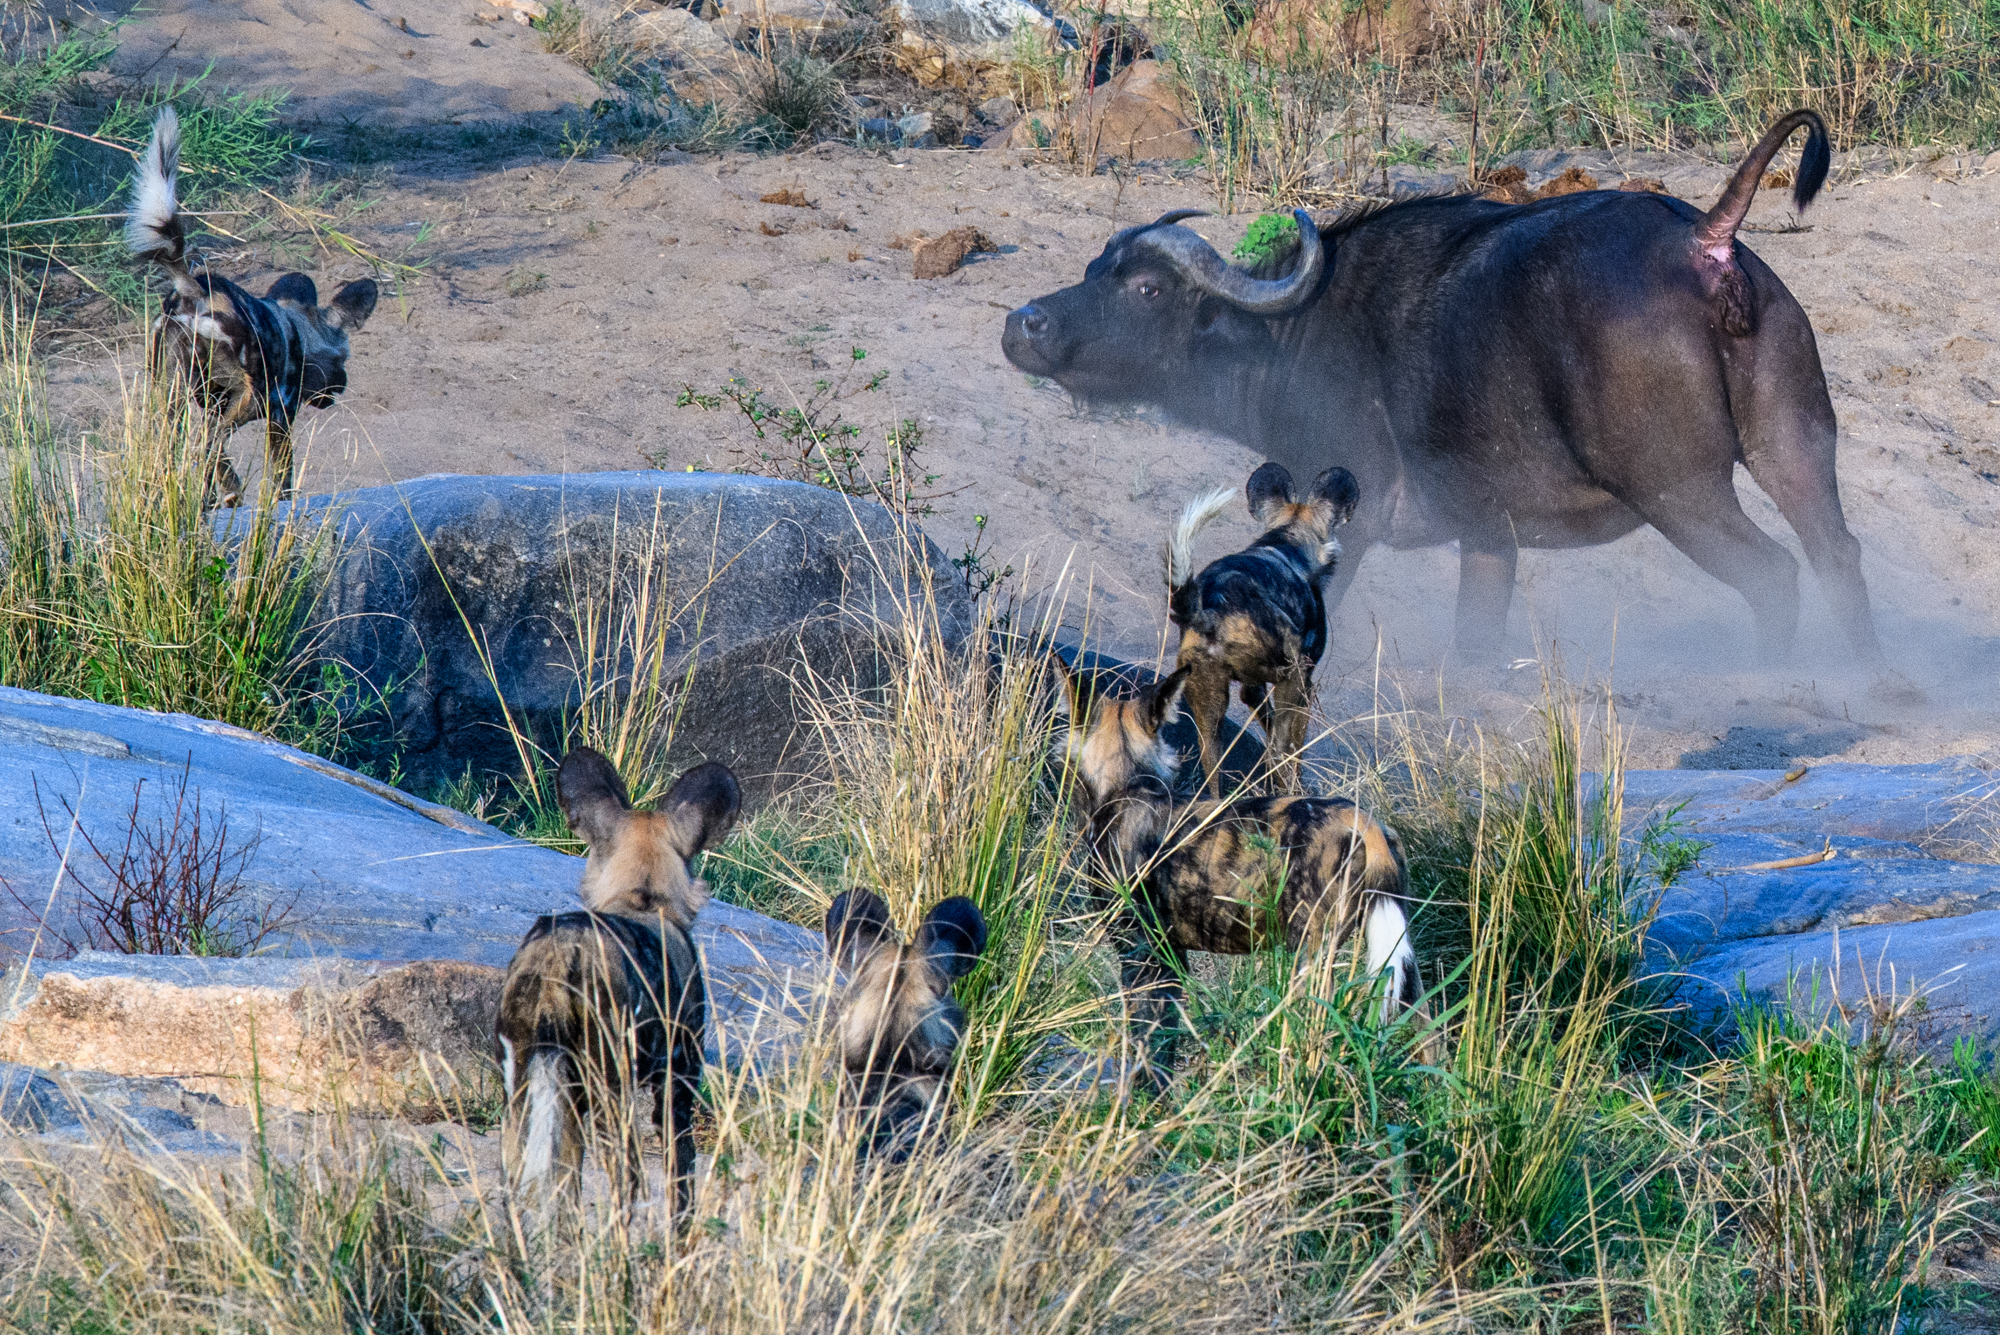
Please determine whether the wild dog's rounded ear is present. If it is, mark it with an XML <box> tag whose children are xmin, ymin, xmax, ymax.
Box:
<box><xmin>662</xmin><ymin>762</ymin><xmax>742</xmax><ymax>858</ymax></box>
<box><xmin>1144</xmin><ymin>664</ymin><xmax>1193</xmax><ymax>731</ymax></box>
<box><xmin>327</xmin><ymin>279</ymin><xmax>379</xmax><ymax>332</ymax></box>
<box><xmin>265</xmin><ymin>273</ymin><xmax>319</xmax><ymax>308</ymax></box>
<box><xmin>1309</xmin><ymin>467</ymin><xmax>1360</xmax><ymax>527</ymax></box>
<box><xmin>1049</xmin><ymin>654</ymin><xmax>1085</xmax><ymax>724</ymax></box>
<box><xmin>557</xmin><ymin>747</ymin><xmax>632</xmax><ymax>848</ymax></box>
<box><xmin>1245</xmin><ymin>462</ymin><xmax>1296</xmax><ymax>524</ymax></box>
<box><xmin>916</xmin><ymin>896</ymin><xmax>987</xmax><ymax>981</ymax></box>
<box><xmin>825</xmin><ymin>888</ymin><xmax>897</xmax><ymax>970</ymax></box>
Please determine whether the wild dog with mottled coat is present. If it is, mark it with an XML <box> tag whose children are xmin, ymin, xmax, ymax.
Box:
<box><xmin>126</xmin><ymin>108</ymin><xmax>377</xmax><ymax>506</ymax></box>
<box><xmin>1054</xmin><ymin>658</ymin><xmax>1421</xmax><ymax>1085</ymax></box>
<box><xmin>824</xmin><ymin>889</ymin><xmax>987</xmax><ymax>1159</ymax></box>
<box><xmin>495</xmin><ymin>750</ymin><xmax>740</xmax><ymax>1215</ymax></box>
<box><xmin>1166</xmin><ymin>462</ymin><xmax>1359</xmax><ymax>798</ymax></box>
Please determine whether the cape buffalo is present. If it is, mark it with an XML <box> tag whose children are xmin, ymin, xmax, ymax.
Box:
<box><xmin>1002</xmin><ymin>111</ymin><xmax>1881</xmax><ymax>669</ymax></box>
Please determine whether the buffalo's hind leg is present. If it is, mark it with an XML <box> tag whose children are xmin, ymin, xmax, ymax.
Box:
<box><xmin>1626</xmin><ymin>470</ymin><xmax>1802</xmax><ymax>663</ymax></box>
<box><xmin>1733</xmin><ymin>329</ymin><xmax>1884</xmax><ymax>668</ymax></box>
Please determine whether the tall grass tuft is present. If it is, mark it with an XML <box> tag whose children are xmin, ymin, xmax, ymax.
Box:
<box><xmin>0</xmin><ymin>304</ymin><xmax>332</xmax><ymax>736</ymax></box>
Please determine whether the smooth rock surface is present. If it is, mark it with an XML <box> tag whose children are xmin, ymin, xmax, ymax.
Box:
<box><xmin>1626</xmin><ymin>760</ymin><xmax>2000</xmax><ymax>1042</ymax></box>
<box><xmin>0</xmin><ymin>685</ymin><xmax>826</xmax><ymax>1102</ymax></box>
<box><xmin>890</xmin><ymin>0</ymin><xmax>1060</xmax><ymax>50</ymax></box>
<box><xmin>304</xmin><ymin>472</ymin><xmax>967</xmax><ymax>797</ymax></box>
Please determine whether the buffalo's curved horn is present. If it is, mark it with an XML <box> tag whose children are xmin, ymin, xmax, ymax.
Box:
<box><xmin>1131</xmin><ymin>208</ymin><xmax>1324</xmax><ymax>315</ymax></box>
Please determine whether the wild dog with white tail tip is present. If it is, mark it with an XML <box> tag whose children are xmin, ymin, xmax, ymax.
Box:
<box><xmin>126</xmin><ymin>107</ymin><xmax>377</xmax><ymax>506</ymax></box>
<box><xmin>824</xmin><ymin>889</ymin><xmax>987</xmax><ymax>1160</ymax></box>
<box><xmin>1054</xmin><ymin>658</ymin><xmax>1424</xmax><ymax>1088</ymax></box>
<box><xmin>495</xmin><ymin>749</ymin><xmax>740</xmax><ymax>1215</ymax></box>
<box><xmin>1167</xmin><ymin>462</ymin><xmax>1358</xmax><ymax>797</ymax></box>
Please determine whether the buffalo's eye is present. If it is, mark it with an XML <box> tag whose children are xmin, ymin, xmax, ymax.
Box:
<box><xmin>1135</xmin><ymin>280</ymin><xmax>1160</xmax><ymax>299</ymax></box>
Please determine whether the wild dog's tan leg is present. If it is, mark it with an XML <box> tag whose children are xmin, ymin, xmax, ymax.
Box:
<box><xmin>1178</xmin><ymin>652</ymin><xmax>1232</xmax><ymax>799</ymax></box>
<box><xmin>265</xmin><ymin>415</ymin><xmax>297</xmax><ymax>501</ymax></box>
<box><xmin>1260</xmin><ymin>670</ymin><xmax>1313</xmax><ymax>795</ymax></box>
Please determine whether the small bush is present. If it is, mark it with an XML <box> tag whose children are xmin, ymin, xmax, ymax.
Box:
<box><xmin>742</xmin><ymin>50</ymin><xmax>851</xmax><ymax>148</ymax></box>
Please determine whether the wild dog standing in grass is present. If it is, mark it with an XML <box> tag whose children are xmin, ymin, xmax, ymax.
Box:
<box><xmin>126</xmin><ymin>107</ymin><xmax>377</xmax><ymax>507</ymax></box>
<box><xmin>1054</xmin><ymin>658</ymin><xmax>1422</xmax><ymax>1087</ymax></box>
<box><xmin>824</xmin><ymin>889</ymin><xmax>987</xmax><ymax>1160</ymax></box>
<box><xmin>1166</xmin><ymin>462</ymin><xmax>1359</xmax><ymax>798</ymax></box>
<box><xmin>496</xmin><ymin>749</ymin><xmax>740</xmax><ymax>1216</ymax></box>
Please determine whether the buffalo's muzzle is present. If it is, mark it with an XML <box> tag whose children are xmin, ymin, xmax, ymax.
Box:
<box><xmin>1001</xmin><ymin>303</ymin><xmax>1056</xmax><ymax>374</ymax></box>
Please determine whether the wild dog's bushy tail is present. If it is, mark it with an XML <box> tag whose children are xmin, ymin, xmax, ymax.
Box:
<box><xmin>1164</xmin><ymin>485</ymin><xmax>1235</xmax><ymax>596</ymax></box>
<box><xmin>125</xmin><ymin>108</ymin><xmax>201</xmax><ymax>297</ymax></box>
<box><xmin>1347</xmin><ymin>813</ymin><xmax>1421</xmax><ymax>1021</ymax></box>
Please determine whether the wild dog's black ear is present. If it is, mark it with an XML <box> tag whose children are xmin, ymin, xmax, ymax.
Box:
<box><xmin>1245</xmin><ymin>462</ymin><xmax>1296</xmax><ymax>524</ymax></box>
<box><xmin>1308</xmin><ymin>467</ymin><xmax>1360</xmax><ymax>527</ymax></box>
<box><xmin>916</xmin><ymin>896</ymin><xmax>987</xmax><ymax>982</ymax></box>
<box><xmin>326</xmin><ymin>278</ymin><xmax>378</xmax><ymax>332</ymax></box>
<box><xmin>265</xmin><ymin>273</ymin><xmax>319</xmax><ymax>308</ymax></box>
<box><xmin>825</xmin><ymin>888</ymin><xmax>897</xmax><ymax>971</ymax></box>
<box><xmin>661</xmin><ymin>762</ymin><xmax>742</xmax><ymax>858</ymax></box>
<box><xmin>557</xmin><ymin>747</ymin><xmax>632</xmax><ymax>849</ymax></box>
<box><xmin>1142</xmin><ymin>664</ymin><xmax>1192</xmax><ymax>732</ymax></box>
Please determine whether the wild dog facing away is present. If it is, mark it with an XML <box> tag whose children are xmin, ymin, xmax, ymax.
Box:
<box><xmin>495</xmin><ymin>749</ymin><xmax>741</xmax><ymax>1216</ymax></box>
<box><xmin>1166</xmin><ymin>462</ymin><xmax>1359</xmax><ymax>798</ymax></box>
<box><xmin>824</xmin><ymin>889</ymin><xmax>987</xmax><ymax>1160</ymax></box>
<box><xmin>126</xmin><ymin>107</ymin><xmax>377</xmax><ymax>506</ymax></box>
<box><xmin>1053</xmin><ymin>658</ymin><xmax>1423</xmax><ymax>1087</ymax></box>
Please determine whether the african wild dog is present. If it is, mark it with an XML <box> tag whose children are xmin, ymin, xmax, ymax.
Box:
<box><xmin>495</xmin><ymin>749</ymin><xmax>740</xmax><ymax>1214</ymax></box>
<box><xmin>824</xmin><ymin>889</ymin><xmax>987</xmax><ymax>1159</ymax></box>
<box><xmin>1166</xmin><ymin>462</ymin><xmax>1358</xmax><ymax>798</ymax></box>
<box><xmin>1053</xmin><ymin>657</ymin><xmax>1422</xmax><ymax>1087</ymax></box>
<box><xmin>126</xmin><ymin>107</ymin><xmax>377</xmax><ymax>506</ymax></box>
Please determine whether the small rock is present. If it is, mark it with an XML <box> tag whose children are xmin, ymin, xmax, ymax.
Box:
<box><xmin>859</xmin><ymin>116</ymin><xmax>901</xmax><ymax>143</ymax></box>
<box><xmin>760</xmin><ymin>187</ymin><xmax>816</xmax><ymax>207</ymax></box>
<box><xmin>897</xmin><ymin>111</ymin><xmax>937</xmax><ymax>149</ymax></box>
<box><xmin>889</xmin><ymin>0</ymin><xmax>1060</xmax><ymax>52</ymax></box>
<box><xmin>911</xmin><ymin>225</ymin><xmax>994</xmax><ymax>279</ymax></box>
<box><xmin>977</xmin><ymin>94</ymin><xmax>1019</xmax><ymax>124</ymax></box>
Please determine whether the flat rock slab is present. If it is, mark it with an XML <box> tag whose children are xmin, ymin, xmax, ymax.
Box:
<box><xmin>1625</xmin><ymin>759</ymin><xmax>2000</xmax><ymax>1040</ymax></box>
<box><xmin>0</xmin><ymin>686</ymin><xmax>825</xmax><ymax>1104</ymax></box>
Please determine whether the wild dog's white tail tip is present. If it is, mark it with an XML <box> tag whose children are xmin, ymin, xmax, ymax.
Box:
<box><xmin>1362</xmin><ymin>895</ymin><xmax>1418</xmax><ymax>1021</ymax></box>
<box><xmin>1164</xmin><ymin>485</ymin><xmax>1236</xmax><ymax>594</ymax></box>
<box><xmin>520</xmin><ymin>1050</ymin><xmax>561</xmax><ymax>1184</ymax></box>
<box><xmin>124</xmin><ymin>107</ymin><xmax>184</xmax><ymax>263</ymax></box>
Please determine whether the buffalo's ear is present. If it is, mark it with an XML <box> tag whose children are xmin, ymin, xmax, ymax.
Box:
<box><xmin>327</xmin><ymin>278</ymin><xmax>378</xmax><ymax>332</ymax></box>
<box><xmin>826</xmin><ymin>888</ymin><xmax>897</xmax><ymax>972</ymax></box>
<box><xmin>1143</xmin><ymin>664</ymin><xmax>1192</xmax><ymax>733</ymax></box>
<box><xmin>1245</xmin><ymin>462</ymin><xmax>1296</xmax><ymax>524</ymax></box>
<box><xmin>265</xmin><ymin>273</ymin><xmax>319</xmax><ymax>308</ymax></box>
<box><xmin>557</xmin><ymin>748</ymin><xmax>633</xmax><ymax>850</ymax></box>
<box><xmin>1308</xmin><ymin>467</ymin><xmax>1360</xmax><ymax>527</ymax></box>
<box><xmin>661</xmin><ymin>762</ymin><xmax>742</xmax><ymax>859</ymax></box>
<box><xmin>916</xmin><ymin>896</ymin><xmax>988</xmax><ymax>982</ymax></box>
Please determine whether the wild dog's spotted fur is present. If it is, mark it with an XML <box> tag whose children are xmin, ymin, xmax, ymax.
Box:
<box><xmin>126</xmin><ymin>108</ymin><xmax>377</xmax><ymax>505</ymax></box>
<box><xmin>824</xmin><ymin>890</ymin><xmax>987</xmax><ymax>1159</ymax></box>
<box><xmin>1054</xmin><ymin>658</ymin><xmax>1423</xmax><ymax>1086</ymax></box>
<box><xmin>495</xmin><ymin>750</ymin><xmax>740</xmax><ymax>1215</ymax></box>
<box><xmin>1166</xmin><ymin>462</ymin><xmax>1359</xmax><ymax>797</ymax></box>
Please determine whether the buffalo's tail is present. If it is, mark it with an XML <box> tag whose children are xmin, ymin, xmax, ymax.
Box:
<box><xmin>1164</xmin><ymin>486</ymin><xmax>1234</xmax><ymax>598</ymax></box>
<box><xmin>1694</xmin><ymin>109</ymin><xmax>1830</xmax><ymax>259</ymax></box>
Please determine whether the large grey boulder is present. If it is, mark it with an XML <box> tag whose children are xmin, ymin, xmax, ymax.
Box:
<box><xmin>890</xmin><ymin>0</ymin><xmax>1064</xmax><ymax>52</ymax></box>
<box><xmin>308</xmin><ymin>472</ymin><xmax>967</xmax><ymax>798</ymax></box>
<box><xmin>0</xmin><ymin>685</ymin><xmax>826</xmax><ymax>1105</ymax></box>
<box><xmin>1626</xmin><ymin>761</ymin><xmax>2000</xmax><ymax>1044</ymax></box>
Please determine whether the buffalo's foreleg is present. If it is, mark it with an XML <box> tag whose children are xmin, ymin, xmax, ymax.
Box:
<box><xmin>1451</xmin><ymin>531</ymin><xmax>1518</xmax><ymax>663</ymax></box>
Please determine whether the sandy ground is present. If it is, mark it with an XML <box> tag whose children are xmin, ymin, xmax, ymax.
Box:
<box><xmin>29</xmin><ymin>5</ymin><xmax>2000</xmax><ymax>774</ymax></box>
